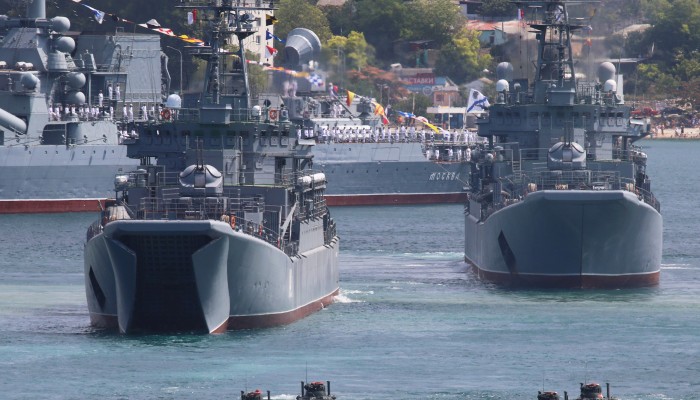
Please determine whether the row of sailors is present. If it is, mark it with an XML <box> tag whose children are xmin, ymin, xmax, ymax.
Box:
<box><xmin>297</xmin><ymin>125</ymin><xmax>482</xmax><ymax>144</ymax></box>
<box><xmin>49</xmin><ymin>104</ymin><xmax>170</xmax><ymax>122</ymax></box>
<box><xmin>118</xmin><ymin>129</ymin><xmax>139</xmax><ymax>143</ymax></box>
<box><xmin>426</xmin><ymin>147</ymin><xmax>473</xmax><ymax>162</ymax></box>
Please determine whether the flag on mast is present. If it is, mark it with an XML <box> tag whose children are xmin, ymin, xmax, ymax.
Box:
<box><xmin>467</xmin><ymin>89</ymin><xmax>490</xmax><ymax>113</ymax></box>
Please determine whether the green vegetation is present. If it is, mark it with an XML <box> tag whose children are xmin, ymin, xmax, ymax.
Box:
<box><xmin>5</xmin><ymin>0</ymin><xmax>700</xmax><ymax>108</ymax></box>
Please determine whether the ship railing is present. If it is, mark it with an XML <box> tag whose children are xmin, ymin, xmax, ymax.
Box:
<box><xmin>129</xmin><ymin>195</ymin><xmax>291</xmax><ymax>250</ymax></box>
<box><xmin>499</xmin><ymin>170</ymin><xmax>660</xmax><ymax>212</ymax></box>
<box><xmin>575</xmin><ymin>82</ymin><xmax>601</xmax><ymax>105</ymax></box>
<box><xmin>517</xmin><ymin>147</ymin><xmax>644</xmax><ymax>164</ymax></box>
<box><xmin>169</xmin><ymin>107</ymin><xmax>200</xmax><ymax>122</ymax></box>
<box><xmin>166</xmin><ymin>106</ymin><xmax>283</xmax><ymax>123</ymax></box>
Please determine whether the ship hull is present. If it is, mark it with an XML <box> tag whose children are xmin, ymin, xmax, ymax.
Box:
<box><xmin>0</xmin><ymin>144</ymin><xmax>138</xmax><ymax>214</ymax></box>
<box><xmin>84</xmin><ymin>220</ymin><xmax>339</xmax><ymax>333</ymax></box>
<box><xmin>464</xmin><ymin>190</ymin><xmax>662</xmax><ymax>288</ymax></box>
<box><xmin>314</xmin><ymin>142</ymin><xmax>469</xmax><ymax>205</ymax></box>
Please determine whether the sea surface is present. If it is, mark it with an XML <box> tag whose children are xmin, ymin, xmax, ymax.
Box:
<box><xmin>1</xmin><ymin>140</ymin><xmax>699</xmax><ymax>400</ymax></box>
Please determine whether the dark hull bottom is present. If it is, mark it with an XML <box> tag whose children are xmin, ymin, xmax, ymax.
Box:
<box><xmin>467</xmin><ymin>259</ymin><xmax>660</xmax><ymax>289</ymax></box>
<box><xmin>0</xmin><ymin>199</ymin><xmax>105</xmax><ymax>214</ymax></box>
<box><xmin>89</xmin><ymin>288</ymin><xmax>339</xmax><ymax>333</ymax></box>
<box><xmin>326</xmin><ymin>192</ymin><xmax>467</xmax><ymax>206</ymax></box>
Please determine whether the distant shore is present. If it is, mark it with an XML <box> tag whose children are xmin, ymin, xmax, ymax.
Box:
<box><xmin>645</xmin><ymin>127</ymin><xmax>700</xmax><ymax>140</ymax></box>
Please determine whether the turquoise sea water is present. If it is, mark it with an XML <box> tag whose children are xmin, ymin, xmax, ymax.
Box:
<box><xmin>1</xmin><ymin>140</ymin><xmax>699</xmax><ymax>399</ymax></box>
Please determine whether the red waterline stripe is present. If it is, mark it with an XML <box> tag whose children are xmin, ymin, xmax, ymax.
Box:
<box><xmin>326</xmin><ymin>193</ymin><xmax>467</xmax><ymax>206</ymax></box>
<box><xmin>468</xmin><ymin>262</ymin><xmax>660</xmax><ymax>289</ymax></box>
<box><xmin>89</xmin><ymin>289</ymin><xmax>340</xmax><ymax>333</ymax></box>
<box><xmin>0</xmin><ymin>199</ymin><xmax>107</xmax><ymax>214</ymax></box>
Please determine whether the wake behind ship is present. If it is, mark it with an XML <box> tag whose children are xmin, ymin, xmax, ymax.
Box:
<box><xmin>0</xmin><ymin>0</ymin><xmax>164</xmax><ymax>213</ymax></box>
<box><xmin>84</xmin><ymin>0</ymin><xmax>339</xmax><ymax>333</ymax></box>
<box><xmin>463</xmin><ymin>0</ymin><xmax>662</xmax><ymax>288</ymax></box>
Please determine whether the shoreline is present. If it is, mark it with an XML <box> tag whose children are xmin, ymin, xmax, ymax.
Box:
<box><xmin>644</xmin><ymin>127</ymin><xmax>700</xmax><ymax>140</ymax></box>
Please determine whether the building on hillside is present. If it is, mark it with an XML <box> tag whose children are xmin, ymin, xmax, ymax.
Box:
<box><xmin>431</xmin><ymin>77</ymin><xmax>460</xmax><ymax>107</ymax></box>
<box><xmin>235</xmin><ymin>10</ymin><xmax>274</xmax><ymax>64</ymax></box>
<box><xmin>458</xmin><ymin>0</ymin><xmax>483</xmax><ymax>18</ymax></box>
<box><xmin>466</xmin><ymin>20</ymin><xmax>508</xmax><ymax>47</ymax></box>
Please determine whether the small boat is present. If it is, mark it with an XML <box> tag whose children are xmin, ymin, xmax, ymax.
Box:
<box><xmin>240</xmin><ymin>389</ymin><xmax>270</xmax><ymax>400</ymax></box>
<box><xmin>576</xmin><ymin>382</ymin><xmax>616</xmax><ymax>400</ymax></box>
<box><xmin>538</xmin><ymin>391</ymin><xmax>561</xmax><ymax>400</ymax></box>
<box><xmin>297</xmin><ymin>380</ymin><xmax>336</xmax><ymax>400</ymax></box>
<box><xmin>539</xmin><ymin>382</ymin><xmax>617</xmax><ymax>400</ymax></box>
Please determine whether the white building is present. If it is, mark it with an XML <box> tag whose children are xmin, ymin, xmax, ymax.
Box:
<box><xmin>236</xmin><ymin>10</ymin><xmax>275</xmax><ymax>65</ymax></box>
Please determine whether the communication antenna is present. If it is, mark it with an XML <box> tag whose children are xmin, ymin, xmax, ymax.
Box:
<box><xmin>542</xmin><ymin>370</ymin><xmax>545</xmax><ymax>391</ymax></box>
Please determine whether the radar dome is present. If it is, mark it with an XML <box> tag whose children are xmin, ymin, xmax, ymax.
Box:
<box><xmin>20</xmin><ymin>72</ymin><xmax>39</xmax><ymax>90</ymax></box>
<box><xmin>496</xmin><ymin>79</ymin><xmax>510</xmax><ymax>93</ymax></box>
<box><xmin>55</xmin><ymin>36</ymin><xmax>75</xmax><ymax>53</ymax></box>
<box><xmin>496</xmin><ymin>62</ymin><xmax>513</xmax><ymax>81</ymax></box>
<box><xmin>166</xmin><ymin>94</ymin><xmax>182</xmax><ymax>109</ymax></box>
<box><xmin>66</xmin><ymin>72</ymin><xmax>86</xmax><ymax>89</ymax></box>
<box><xmin>65</xmin><ymin>91</ymin><xmax>86</xmax><ymax>105</ymax></box>
<box><xmin>50</xmin><ymin>17</ymin><xmax>70</xmax><ymax>33</ymax></box>
<box><xmin>547</xmin><ymin>142</ymin><xmax>586</xmax><ymax>170</ymax></box>
<box><xmin>598</xmin><ymin>62</ymin><xmax>616</xmax><ymax>82</ymax></box>
<box><xmin>179</xmin><ymin>165</ymin><xmax>223</xmax><ymax>196</ymax></box>
<box><xmin>603</xmin><ymin>79</ymin><xmax>617</xmax><ymax>92</ymax></box>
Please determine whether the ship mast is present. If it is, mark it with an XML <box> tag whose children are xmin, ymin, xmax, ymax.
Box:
<box><xmin>515</xmin><ymin>1</ymin><xmax>597</xmax><ymax>104</ymax></box>
<box><xmin>179</xmin><ymin>0</ymin><xmax>275</xmax><ymax>115</ymax></box>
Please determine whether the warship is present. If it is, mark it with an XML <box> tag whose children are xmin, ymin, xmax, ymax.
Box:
<box><xmin>464</xmin><ymin>0</ymin><xmax>662</xmax><ymax>288</ymax></box>
<box><xmin>0</xmin><ymin>0</ymin><xmax>165</xmax><ymax>213</ymax></box>
<box><xmin>83</xmin><ymin>0</ymin><xmax>339</xmax><ymax>333</ymax></box>
<box><xmin>261</xmin><ymin>29</ymin><xmax>472</xmax><ymax>206</ymax></box>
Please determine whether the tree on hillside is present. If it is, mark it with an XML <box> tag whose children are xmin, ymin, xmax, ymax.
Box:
<box><xmin>636</xmin><ymin>63</ymin><xmax>677</xmax><ymax>96</ymax></box>
<box><xmin>323</xmin><ymin>35</ymin><xmax>349</xmax><ymax>78</ymax></box>
<box><xmin>345</xmin><ymin>31</ymin><xmax>371</xmax><ymax>71</ymax></box>
<box><xmin>644</xmin><ymin>0</ymin><xmax>700</xmax><ymax>62</ymax></box>
<box><xmin>322</xmin><ymin>1</ymin><xmax>356</xmax><ymax>36</ymax></box>
<box><xmin>435</xmin><ymin>27</ymin><xmax>492</xmax><ymax>85</ymax></box>
<box><xmin>348</xmin><ymin>0</ymin><xmax>465</xmax><ymax>65</ymax></box>
<box><xmin>275</xmin><ymin>0</ymin><xmax>332</xmax><ymax>45</ymax></box>
<box><xmin>349</xmin><ymin>0</ymin><xmax>409</xmax><ymax>61</ymax></box>
<box><xmin>344</xmin><ymin>66</ymin><xmax>408</xmax><ymax>105</ymax></box>
<box><xmin>400</xmin><ymin>0</ymin><xmax>463</xmax><ymax>46</ymax></box>
<box><xmin>480</xmin><ymin>0</ymin><xmax>517</xmax><ymax>18</ymax></box>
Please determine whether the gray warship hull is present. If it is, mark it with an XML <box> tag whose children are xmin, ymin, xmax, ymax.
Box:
<box><xmin>465</xmin><ymin>190</ymin><xmax>662</xmax><ymax>288</ymax></box>
<box><xmin>314</xmin><ymin>142</ymin><xmax>469</xmax><ymax>205</ymax></box>
<box><xmin>85</xmin><ymin>220</ymin><xmax>339</xmax><ymax>333</ymax></box>
<box><xmin>0</xmin><ymin>142</ymin><xmax>136</xmax><ymax>213</ymax></box>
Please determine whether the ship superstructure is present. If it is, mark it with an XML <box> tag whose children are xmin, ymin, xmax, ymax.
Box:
<box><xmin>463</xmin><ymin>0</ymin><xmax>661</xmax><ymax>288</ymax></box>
<box><xmin>84</xmin><ymin>0</ymin><xmax>339</xmax><ymax>333</ymax></box>
<box><xmin>0</xmin><ymin>0</ymin><xmax>164</xmax><ymax>213</ymax></box>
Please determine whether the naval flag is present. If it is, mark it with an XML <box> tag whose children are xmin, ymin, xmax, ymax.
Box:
<box><xmin>265</xmin><ymin>45</ymin><xmax>278</xmax><ymax>58</ymax></box>
<box><xmin>467</xmin><ymin>89</ymin><xmax>490</xmax><ymax>113</ymax></box>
